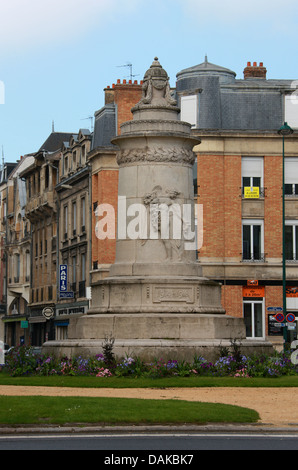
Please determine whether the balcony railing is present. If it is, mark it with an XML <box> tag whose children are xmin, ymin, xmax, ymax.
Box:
<box><xmin>242</xmin><ymin>253</ymin><xmax>266</xmax><ymax>263</ymax></box>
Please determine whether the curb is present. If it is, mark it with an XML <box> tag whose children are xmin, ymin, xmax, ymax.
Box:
<box><xmin>1</xmin><ymin>424</ymin><xmax>298</xmax><ymax>435</ymax></box>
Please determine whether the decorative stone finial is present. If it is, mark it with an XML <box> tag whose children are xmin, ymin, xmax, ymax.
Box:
<box><xmin>136</xmin><ymin>57</ymin><xmax>177</xmax><ymax>108</ymax></box>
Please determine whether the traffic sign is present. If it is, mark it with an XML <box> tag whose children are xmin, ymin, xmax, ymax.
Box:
<box><xmin>275</xmin><ymin>313</ymin><xmax>285</xmax><ymax>323</ymax></box>
<box><xmin>286</xmin><ymin>313</ymin><xmax>296</xmax><ymax>323</ymax></box>
<box><xmin>267</xmin><ymin>307</ymin><xmax>283</xmax><ymax>312</ymax></box>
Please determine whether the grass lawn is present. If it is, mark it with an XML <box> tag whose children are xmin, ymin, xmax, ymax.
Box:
<box><xmin>1</xmin><ymin>371</ymin><xmax>297</xmax><ymax>427</ymax></box>
<box><xmin>0</xmin><ymin>395</ymin><xmax>260</xmax><ymax>426</ymax></box>
<box><xmin>1</xmin><ymin>371</ymin><xmax>298</xmax><ymax>388</ymax></box>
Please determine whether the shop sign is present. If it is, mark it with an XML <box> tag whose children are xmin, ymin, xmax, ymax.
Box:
<box><xmin>59</xmin><ymin>264</ymin><xmax>68</xmax><ymax>292</ymax></box>
<box><xmin>59</xmin><ymin>292</ymin><xmax>74</xmax><ymax>299</ymax></box>
<box><xmin>286</xmin><ymin>287</ymin><xmax>298</xmax><ymax>297</ymax></box>
<box><xmin>244</xmin><ymin>187</ymin><xmax>260</xmax><ymax>199</ymax></box>
<box><xmin>243</xmin><ymin>286</ymin><xmax>265</xmax><ymax>298</ymax></box>
<box><xmin>42</xmin><ymin>307</ymin><xmax>54</xmax><ymax>320</ymax></box>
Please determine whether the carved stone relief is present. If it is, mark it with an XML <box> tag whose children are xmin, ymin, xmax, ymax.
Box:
<box><xmin>117</xmin><ymin>147</ymin><xmax>195</xmax><ymax>166</ymax></box>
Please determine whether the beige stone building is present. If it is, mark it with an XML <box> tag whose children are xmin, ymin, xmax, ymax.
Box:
<box><xmin>20</xmin><ymin>132</ymin><xmax>74</xmax><ymax>346</ymax></box>
<box><xmin>54</xmin><ymin>129</ymin><xmax>92</xmax><ymax>340</ymax></box>
<box><xmin>2</xmin><ymin>157</ymin><xmax>33</xmax><ymax>347</ymax></box>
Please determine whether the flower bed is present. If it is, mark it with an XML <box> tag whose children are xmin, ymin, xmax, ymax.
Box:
<box><xmin>3</xmin><ymin>344</ymin><xmax>298</xmax><ymax>378</ymax></box>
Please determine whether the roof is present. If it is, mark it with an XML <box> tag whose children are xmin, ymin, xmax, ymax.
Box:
<box><xmin>39</xmin><ymin>132</ymin><xmax>74</xmax><ymax>152</ymax></box>
<box><xmin>177</xmin><ymin>56</ymin><xmax>236</xmax><ymax>79</ymax></box>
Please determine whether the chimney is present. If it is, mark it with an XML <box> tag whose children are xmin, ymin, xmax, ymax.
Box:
<box><xmin>243</xmin><ymin>61</ymin><xmax>267</xmax><ymax>79</ymax></box>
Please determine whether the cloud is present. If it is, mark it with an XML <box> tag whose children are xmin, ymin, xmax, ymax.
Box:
<box><xmin>0</xmin><ymin>0</ymin><xmax>139</xmax><ymax>52</ymax></box>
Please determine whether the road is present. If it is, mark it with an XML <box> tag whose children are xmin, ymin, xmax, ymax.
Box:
<box><xmin>1</xmin><ymin>432</ymin><xmax>298</xmax><ymax>451</ymax></box>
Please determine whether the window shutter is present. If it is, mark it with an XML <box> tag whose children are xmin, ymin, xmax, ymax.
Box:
<box><xmin>181</xmin><ymin>95</ymin><xmax>198</xmax><ymax>128</ymax></box>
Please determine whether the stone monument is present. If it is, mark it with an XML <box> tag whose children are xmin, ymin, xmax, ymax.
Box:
<box><xmin>43</xmin><ymin>58</ymin><xmax>273</xmax><ymax>361</ymax></box>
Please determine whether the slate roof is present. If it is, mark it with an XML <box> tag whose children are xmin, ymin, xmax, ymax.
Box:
<box><xmin>39</xmin><ymin>132</ymin><xmax>75</xmax><ymax>152</ymax></box>
<box><xmin>176</xmin><ymin>58</ymin><xmax>296</xmax><ymax>131</ymax></box>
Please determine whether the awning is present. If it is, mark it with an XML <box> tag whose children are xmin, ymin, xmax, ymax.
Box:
<box><xmin>29</xmin><ymin>316</ymin><xmax>47</xmax><ymax>324</ymax></box>
<box><xmin>2</xmin><ymin>316</ymin><xmax>27</xmax><ymax>323</ymax></box>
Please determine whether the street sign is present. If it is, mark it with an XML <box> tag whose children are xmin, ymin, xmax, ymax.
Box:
<box><xmin>286</xmin><ymin>313</ymin><xmax>296</xmax><ymax>323</ymax></box>
<box><xmin>42</xmin><ymin>307</ymin><xmax>54</xmax><ymax>320</ymax></box>
<box><xmin>267</xmin><ymin>307</ymin><xmax>283</xmax><ymax>312</ymax></box>
<box><xmin>275</xmin><ymin>313</ymin><xmax>285</xmax><ymax>323</ymax></box>
<box><xmin>21</xmin><ymin>321</ymin><xmax>28</xmax><ymax>328</ymax></box>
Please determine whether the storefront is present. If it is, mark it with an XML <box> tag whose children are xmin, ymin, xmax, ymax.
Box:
<box><xmin>3</xmin><ymin>315</ymin><xmax>29</xmax><ymax>347</ymax></box>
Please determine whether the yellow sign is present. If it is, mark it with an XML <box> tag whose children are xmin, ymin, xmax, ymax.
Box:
<box><xmin>244</xmin><ymin>186</ymin><xmax>260</xmax><ymax>199</ymax></box>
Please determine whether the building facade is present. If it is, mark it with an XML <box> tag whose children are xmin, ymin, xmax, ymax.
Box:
<box><xmin>3</xmin><ymin>156</ymin><xmax>34</xmax><ymax>347</ymax></box>
<box><xmin>0</xmin><ymin>162</ymin><xmax>18</xmax><ymax>344</ymax></box>
<box><xmin>20</xmin><ymin>133</ymin><xmax>74</xmax><ymax>346</ymax></box>
<box><xmin>55</xmin><ymin>129</ymin><xmax>92</xmax><ymax>340</ymax></box>
<box><xmin>175</xmin><ymin>58</ymin><xmax>298</xmax><ymax>347</ymax></box>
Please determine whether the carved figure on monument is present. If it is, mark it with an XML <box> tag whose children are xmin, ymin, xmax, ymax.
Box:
<box><xmin>142</xmin><ymin>185</ymin><xmax>188</xmax><ymax>262</ymax></box>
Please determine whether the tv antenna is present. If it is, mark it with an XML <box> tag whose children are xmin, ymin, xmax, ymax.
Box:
<box><xmin>117</xmin><ymin>62</ymin><xmax>139</xmax><ymax>81</ymax></box>
<box><xmin>81</xmin><ymin>116</ymin><xmax>94</xmax><ymax>131</ymax></box>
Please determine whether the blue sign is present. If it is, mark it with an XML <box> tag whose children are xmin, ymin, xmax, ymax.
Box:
<box><xmin>59</xmin><ymin>292</ymin><xmax>74</xmax><ymax>299</ymax></box>
<box><xmin>59</xmin><ymin>265</ymin><xmax>68</xmax><ymax>292</ymax></box>
<box><xmin>267</xmin><ymin>307</ymin><xmax>283</xmax><ymax>311</ymax></box>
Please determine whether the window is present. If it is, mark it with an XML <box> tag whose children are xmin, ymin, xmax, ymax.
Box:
<box><xmin>56</xmin><ymin>325</ymin><xmax>68</xmax><ymax>340</ymax></box>
<box><xmin>285</xmin><ymin>158</ymin><xmax>298</xmax><ymax>196</ymax></box>
<box><xmin>243</xmin><ymin>300</ymin><xmax>264</xmax><ymax>339</ymax></box>
<box><xmin>81</xmin><ymin>197</ymin><xmax>86</xmax><ymax>231</ymax></box>
<box><xmin>71</xmin><ymin>256</ymin><xmax>76</xmax><ymax>293</ymax></box>
<box><xmin>180</xmin><ymin>95</ymin><xmax>198</xmax><ymax>128</ymax></box>
<box><xmin>242</xmin><ymin>157</ymin><xmax>264</xmax><ymax>198</ymax></box>
<box><xmin>242</xmin><ymin>219</ymin><xmax>264</xmax><ymax>261</ymax></box>
<box><xmin>64</xmin><ymin>205</ymin><xmax>68</xmax><ymax>238</ymax></box>
<box><xmin>72</xmin><ymin>201</ymin><xmax>77</xmax><ymax>235</ymax></box>
<box><xmin>81</xmin><ymin>145</ymin><xmax>85</xmax><ymax>165</ymax></box>
<box><xmin>64</xmin><ymin>156</ymin><xmax>68</xmax><ymax>174</ymax></box>
<box><xmin>14</xmin><ymin>253</ymin><xmax>20</xmax><ymax>283</ymax></box>
<box><xmin>285</xmin><ymin>91</ymin><xmax>298</xmax><ymax>129</ymax></box>
<box><xmin>73</xmin><ymin>151</ymin><xmax>77</xmax><ymax>168</ymax></box>
<box><xmin>81</xmin><ymin>253</ymin><xmax>86</xmax><ymax>282</ymax></box>
<box><xmin>285</xmin><ymin>221</ymin><xmax>298</xmax><ymax>261</ymax></box>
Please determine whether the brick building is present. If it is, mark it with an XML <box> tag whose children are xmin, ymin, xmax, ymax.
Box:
<box><xmin>175</xmin><ymin>57</ymin><xmax>298</xmax><ymax>347</ymax></box>
<box><xmin>89</xmin><ymin>79</ymin><xmax>142</xmax><ymax>283</ymax></box>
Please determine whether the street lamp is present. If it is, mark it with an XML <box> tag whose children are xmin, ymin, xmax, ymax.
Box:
<box><xmin>278</xmin><ymin>122</ymin><xmax>293</xmax><ymax>349</ymax></box>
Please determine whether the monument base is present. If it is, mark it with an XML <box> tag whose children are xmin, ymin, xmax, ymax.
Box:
<box><xmin>42</xmin><ymin>313</ymin><xmax>274</xmax><ymax>362</ymax></box>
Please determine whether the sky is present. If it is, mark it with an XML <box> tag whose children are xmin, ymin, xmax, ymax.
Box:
<box><xmin>1</xmin><ymin>0</ymin><xmax>298</xmax><ymax>162</ymax></box>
